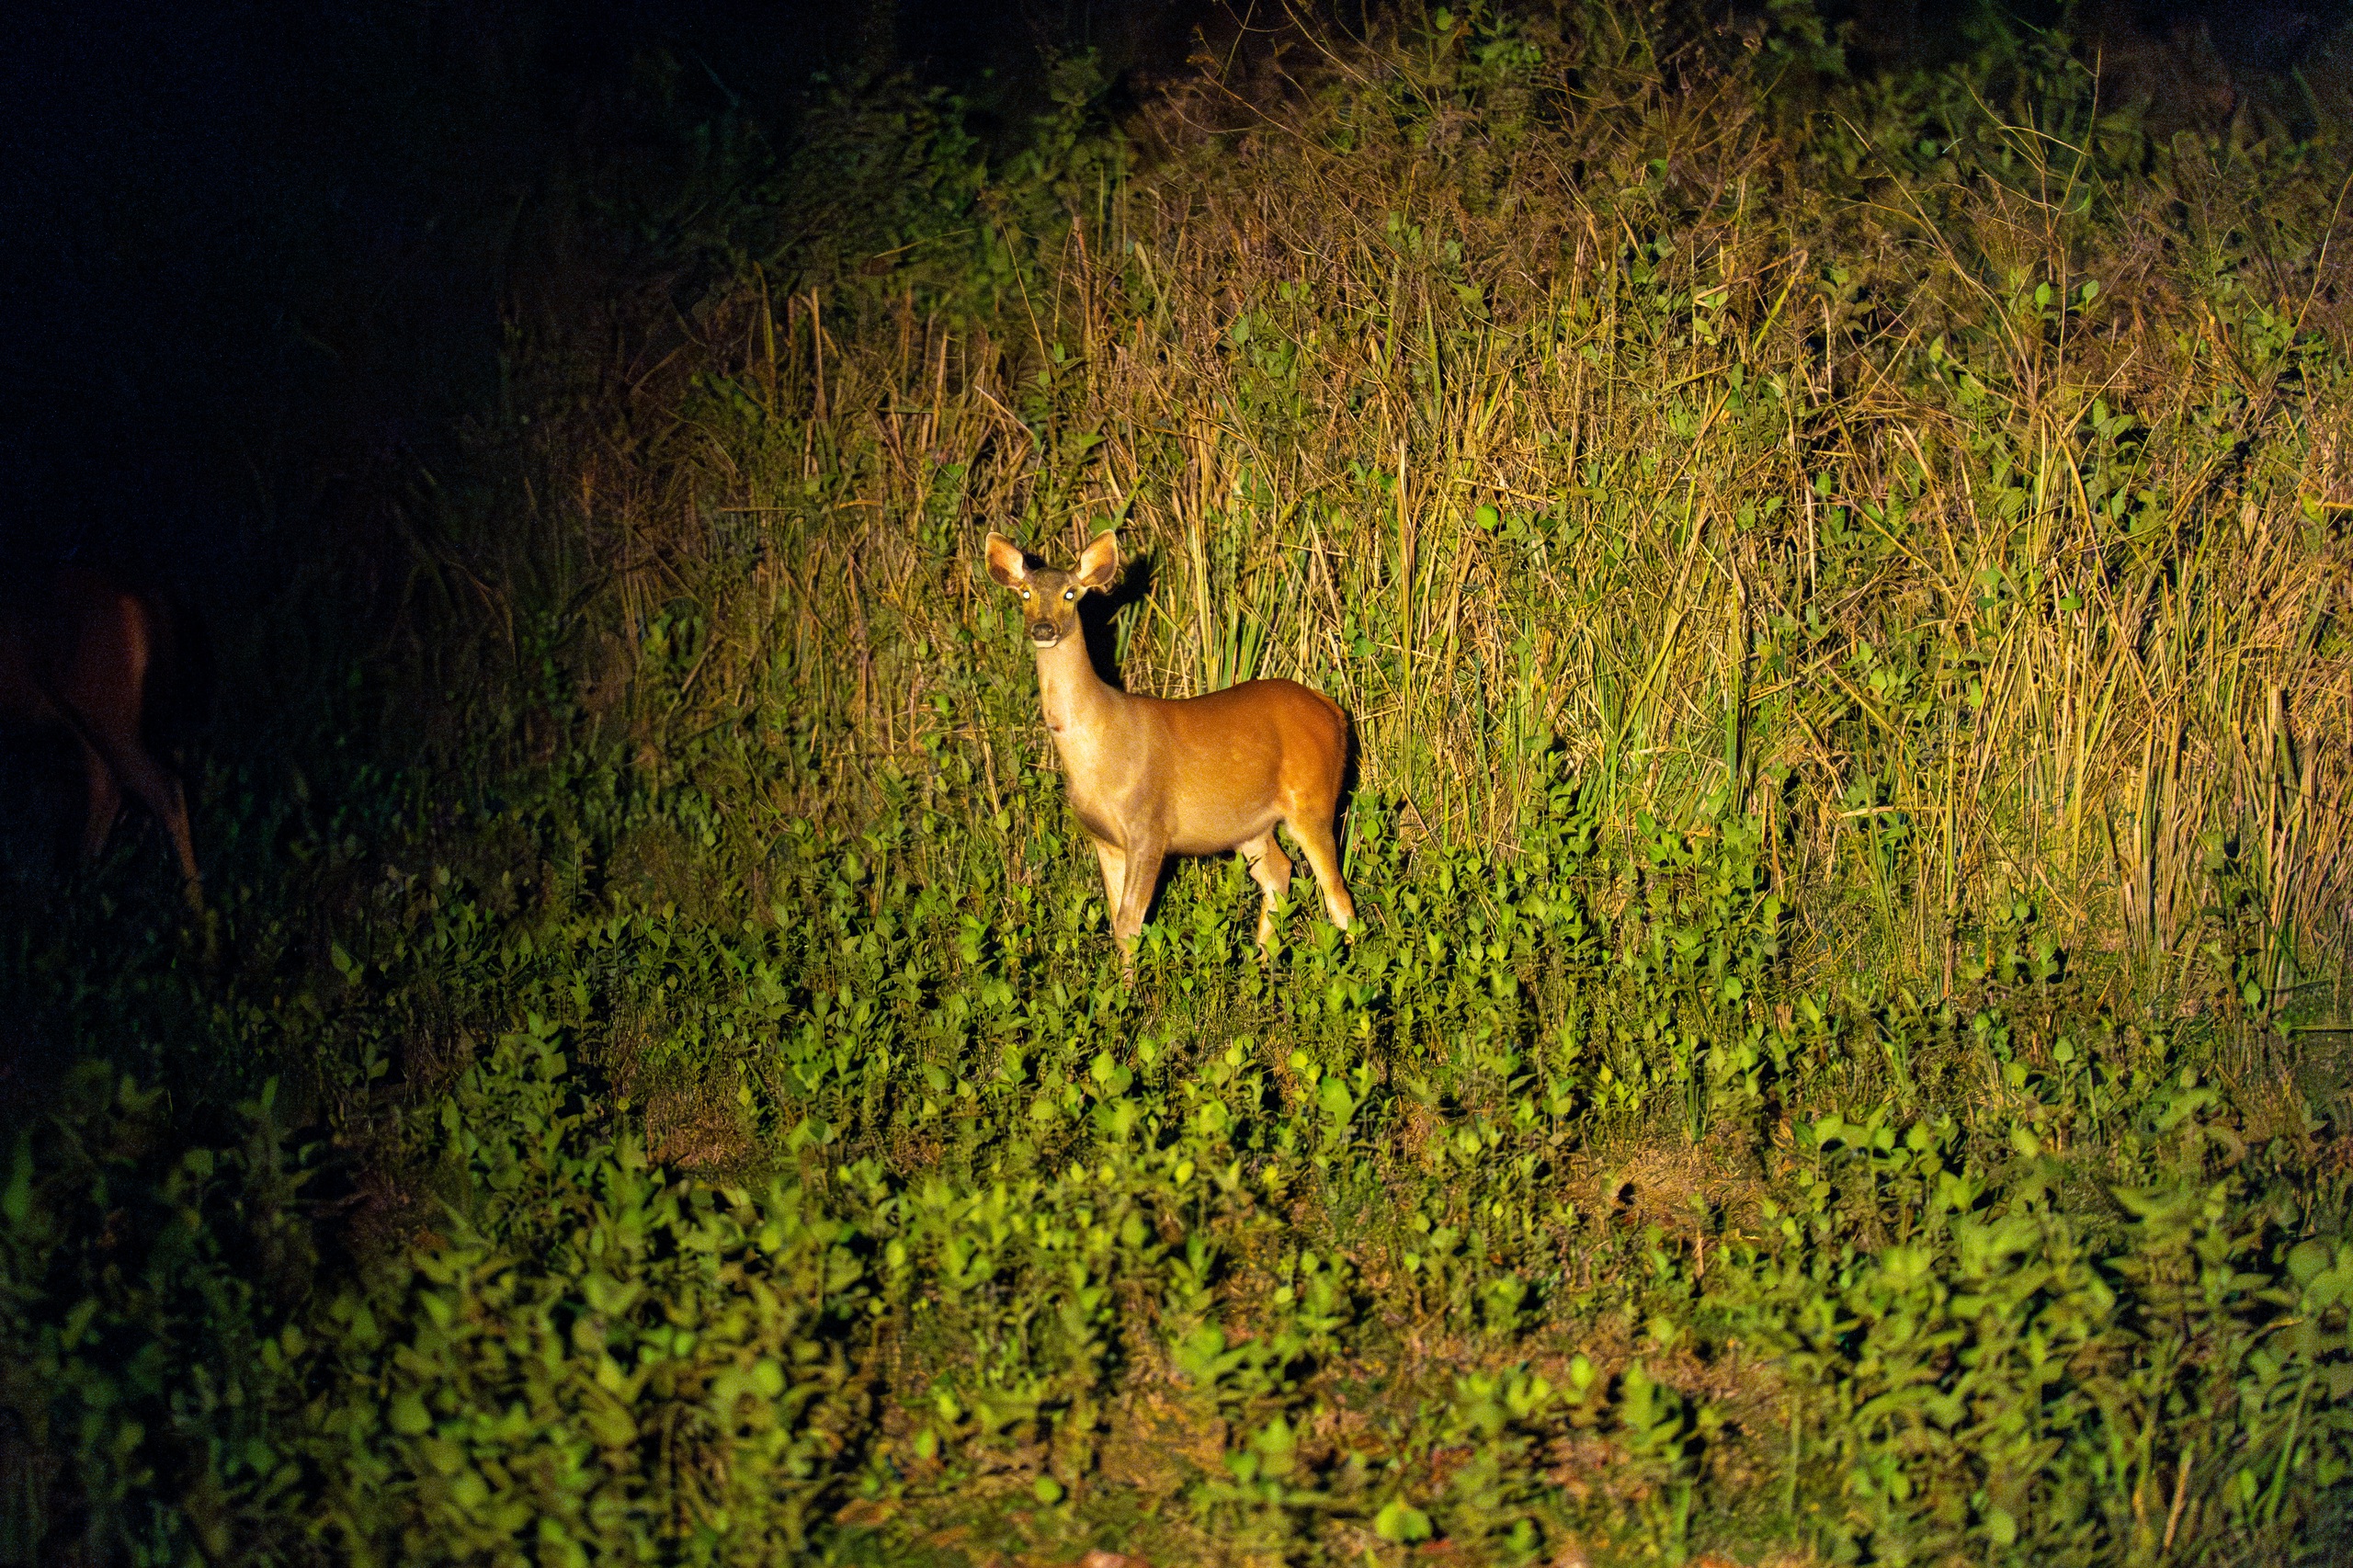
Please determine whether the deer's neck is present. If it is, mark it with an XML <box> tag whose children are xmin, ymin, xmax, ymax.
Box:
<box><xmin>1032</xmin><ymin>637</ymin><xmax>1123</xmax><ymax>752</ymax></box>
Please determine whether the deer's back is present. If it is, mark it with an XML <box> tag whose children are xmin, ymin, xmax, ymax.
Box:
<box><xmin>1154</xmin><ymin>677</ymin><xmax>1345</xmax><ymax>758</ymax></box>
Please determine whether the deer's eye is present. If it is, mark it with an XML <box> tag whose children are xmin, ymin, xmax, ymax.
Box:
<box><xmin>1063</xmin><ymin>589</ymin><xmax>1075</xmax><ymax>601</ymax></box>
<box><xmin>1020</xmin><ymin>589</ymin><xmax>1030</xmax><ymax>598</ymax></box>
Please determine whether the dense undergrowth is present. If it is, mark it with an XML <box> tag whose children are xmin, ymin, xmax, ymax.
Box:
<box><xmin>8</xmin><ymin>2</ymin><xmax>2353</xmax><ymax>1563</ymax></box>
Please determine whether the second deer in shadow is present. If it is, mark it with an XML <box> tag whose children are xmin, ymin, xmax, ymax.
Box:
<box><xmin>0</xmin><ymin>565</ymin><xmax>205</xmax><ymax>913</ymax></box>
<box><xmin>984</xmin><ymin>528</ymin><xmax>1354</xmax><ymax>972</ymax></box>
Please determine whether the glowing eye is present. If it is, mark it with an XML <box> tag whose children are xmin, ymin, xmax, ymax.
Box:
<box><xmin>1063</xmin><ymin>589</ymin><xmax>1075</xmax><ymax>600</ymax></box>
<box><xmin>1020</xmin><ymin>589</ymin><xmax>1030</xmax><ymax>598</ymax></box>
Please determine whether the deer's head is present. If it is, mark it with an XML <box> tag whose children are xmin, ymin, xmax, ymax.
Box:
<box><xmin>984</xmin><ymin>530</ymin><xmax>1119</xmax><ymax>651</ymax></box>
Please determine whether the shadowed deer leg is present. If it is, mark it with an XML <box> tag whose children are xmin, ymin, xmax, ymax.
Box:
<box><xmin>1239</xmin><ymin>831</ymin><xmax>1293</xmax><ymax>949</ymax></box>
<box><xmin>72</xmin><ymin>721</ymin><xmax>203</xmax><ymax>914</ymax></box>
<box><xmin>77</xmin><ymin>740</ymin><xmax>122</xmax><ymax>862</ymax></box>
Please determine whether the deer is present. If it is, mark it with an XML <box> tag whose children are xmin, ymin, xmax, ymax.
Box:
<box><xmin>983</xmin><ymin>528</ymin><xmax>1354</xmax><ymax>972</ymax></box>
<box><xmin>0</xmin><ymin>565</ymin><xmax>205</xmax><ymax>914</ymax></box>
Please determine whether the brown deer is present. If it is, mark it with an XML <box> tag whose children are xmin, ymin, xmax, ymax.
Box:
<box><xmin>0</xmin><ymin>566</ymin><xmax>204</xmax><ymax>912</ymax></box>
<box><xmin>984</xmin><ymin>529</ymin><xmax>1354</xmax><ymax>971</ymax></box>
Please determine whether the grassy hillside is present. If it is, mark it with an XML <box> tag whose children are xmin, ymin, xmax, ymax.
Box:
<box><xmin>8</xmin><ymin>3</ymin><xmax>2353</xmax><ymax>1564</ymax></box>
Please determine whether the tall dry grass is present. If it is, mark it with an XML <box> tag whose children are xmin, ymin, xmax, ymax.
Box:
<box><xmin>529</xmin><ymin>4</ymin><xmax>2353</xmax><ymax>1009</ymax></box>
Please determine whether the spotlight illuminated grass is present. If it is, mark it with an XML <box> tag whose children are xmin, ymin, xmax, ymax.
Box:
<box><xmin>8</xmin><ymin>5</ymin><xmax>2353</xmax><ymax>1565</ymax></box>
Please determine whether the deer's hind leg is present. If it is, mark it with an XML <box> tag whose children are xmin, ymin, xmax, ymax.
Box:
<box><xmin>74</xmin><ymin>729</ymin><xmax>203</xmax><ymax>911</ymax></box>
<box><xmin>1286</xmin><ymin>809</ymin><xmax>1356</xmax><ymax>931</ymax></box>
<box><xmin>115</xmin><ymin>750</ymin><xmax>200</xmax><ymax>909</ymax></box>
<box><xmin>1238</xmin><ymin>832</ymin><xmax>1294</xmax><ymax>948</ymax></box>
<box><xmin>76</xmin><ymin>741</ymin><xmax>123</xmax><ymax>862</ymax></box>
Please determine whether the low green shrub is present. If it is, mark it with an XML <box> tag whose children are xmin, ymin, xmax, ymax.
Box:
<box><xmin>0</xmin><ymin>1068</ymin><xmax>315</xmax><ymax>1567</ymax></box>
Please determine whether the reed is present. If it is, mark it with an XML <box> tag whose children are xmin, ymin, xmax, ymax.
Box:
<box><xmin>536</xmin><ymin>1</ymin><xmax>2353</xmax><ymax>1013</ymax></box>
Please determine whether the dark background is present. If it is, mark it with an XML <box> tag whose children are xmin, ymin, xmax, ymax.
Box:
<box><xmin>0</xmin><ymin>0</ymin><xmax>2342</xmax><ymax>584</ymax></box>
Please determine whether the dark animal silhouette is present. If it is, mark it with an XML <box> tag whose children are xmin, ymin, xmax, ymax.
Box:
<box><xmin>0</xmin><ymin>566</ymin><xmax>204</xmax><ymax>910</ymax></box>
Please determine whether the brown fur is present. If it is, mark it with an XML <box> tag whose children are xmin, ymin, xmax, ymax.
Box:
<box><xmin>0</xmin><ymin>567</ymin><xmax>203</xmax><ymax>910</ymax></box>
<box><xmin>985</xmin><ymin>529</ymin><xmax>1354</xmax><ymax>971</ymax></box>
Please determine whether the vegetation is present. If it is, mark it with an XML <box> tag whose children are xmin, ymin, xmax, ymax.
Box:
<box><xmin>7</xmin><ymin>2</ymin><xmax>2353</xmax><ymax>1562</ymax></box>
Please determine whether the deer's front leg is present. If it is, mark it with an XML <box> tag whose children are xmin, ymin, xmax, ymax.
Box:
<box><xmin>1112</xmin><ymin>834</ymin><xmax>1167</xmax><ymax>976</ymax></box>
<box><xmin>1089</xmin><ymin>836</ymin><xmax>1126</xmax><ymax>930</ymax></box>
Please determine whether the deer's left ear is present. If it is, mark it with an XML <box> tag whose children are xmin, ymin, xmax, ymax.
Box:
<box><xmin>1075</xmin><ymin>530</ymin><xmax>1120</xmax><ymax>592</ymax></box>
<box><xmin>984</xmin><ymin>531</ymin><xmax>1029</xmax><ymax>588</ymax></box>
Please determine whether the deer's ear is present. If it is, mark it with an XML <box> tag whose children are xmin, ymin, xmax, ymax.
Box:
<box><xmin>984</xmin><ymin>531</ymin><xmax>1029</xmax><ymax>588</ymax></box>
<box><xmin>1075</xmin><ymin>530</ymin><xmax>1120</xmax><ymax>592</ymax></box>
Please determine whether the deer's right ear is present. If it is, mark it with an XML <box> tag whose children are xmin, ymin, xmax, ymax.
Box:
<box><xmin>983</xmin><ymin>531</ymin><xmax>1028</xmax><ymax>588</ymax></box>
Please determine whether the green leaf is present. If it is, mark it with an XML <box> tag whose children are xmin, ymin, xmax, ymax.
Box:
<box><xmin>1317</xmin><ymin>1076</ymin><xmax>1357</xmax><ymax>1125</ymax></box>
<box><xmin>585</xmin><ymin>1394</ymin><xmax>637</xmax><ymax>1450</ymax></box>
<box><xmin>0</xmin><ymin>1139</ymin><xmax>29</xmax><ymax>1227</ymax></box>
<box><xmin>1375</xmin><ymin>1497</ymin><xmax>1433</xmax><ymax>1543</ymax></box>
<box><xmin>389</xmin><ymin>1392</ymin><xmax>432</xmax><ymax>1437</ymax></box>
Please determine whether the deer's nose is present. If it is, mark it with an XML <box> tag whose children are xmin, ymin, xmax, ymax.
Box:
<box><xmin>1029</xmin><ymin>621</ymin><xmax>1057</xmax><ymax>643</ymax></box>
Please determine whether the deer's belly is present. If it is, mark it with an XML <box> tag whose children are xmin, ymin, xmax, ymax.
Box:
<box><xmin>1166</xmin><ymin>799</ymin><xmax>1282</xmax><ymax>856</ymax></box>
<box><xmin>1062</xmin><ymin>783</ymin><xmax>1275</xmax><ymax>858</ymax></box>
